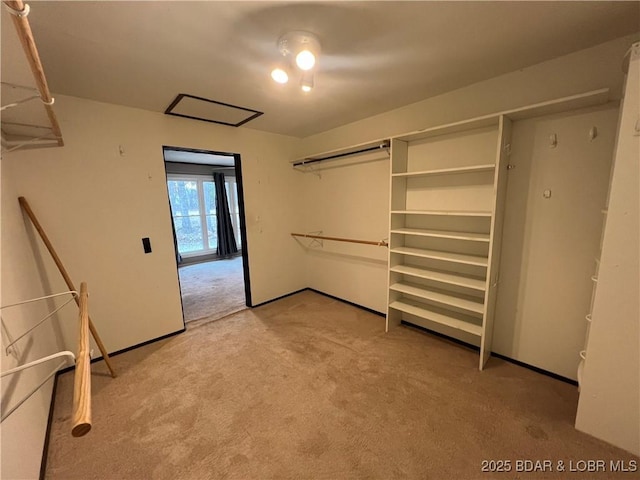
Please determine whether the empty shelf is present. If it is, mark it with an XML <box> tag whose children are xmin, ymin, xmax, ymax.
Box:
<box><xmin>389</xmin><ymin>300</ymin><xmax>482</xmax><ymax>337</ymax></box>
<box><xmin>390</xmin><ymin>282</ymin><xmax>484</xmax><ymax>315</ymax></box>
<box><xmin>392</xmin><ymin>210</ymin><xmax>492</xmax><ymax>217</ymax></box>
<box><xmin>390</xmin><ymin>265</ymin><xmax>486</xmax><ymax>291</ymax></box>
<box><xmin>390</xmin><ymin>246</ymin><xmax>488</xmax><ymax>267</ymax></box>
<box><xmin>392</xmin><ymin>164</ymin><xmax>495</xmax><ymax>178</ymax></box>
<box><xmin>390</xmin><ymin>227</ymin><xmax>490</xmax><ymax>242</ymax></box>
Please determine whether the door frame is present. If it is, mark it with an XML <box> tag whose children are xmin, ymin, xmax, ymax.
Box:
<box><xmin>162</xmin><ymin>145</ymin><xmax>253</xmax><ymax>324</ymax></box>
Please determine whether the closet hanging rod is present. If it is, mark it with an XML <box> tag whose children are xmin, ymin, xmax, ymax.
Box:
<box><xmin>291</xmin><ymin>232</ymin><xmax>388</xmax><ymax>247</ymax></box>
<box><xmin>3</xmin><ymin>0</ymin><xmax>63</xmax><ymax>146</ymax></box>
<box><xmin>293</xmin><ymin>141</ymin><xmax>390</xmax><ymax>167</ymax></box>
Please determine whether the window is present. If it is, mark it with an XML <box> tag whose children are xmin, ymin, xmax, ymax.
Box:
<box><xmin>167</xmin><ymin>174</ymin><xmax>240</xmax><ymax>257</ymax></box>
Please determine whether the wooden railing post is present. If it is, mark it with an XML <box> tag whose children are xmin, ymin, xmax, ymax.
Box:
<box><xmin>72</xmin><ymin>282</ymin><xmax>91</xmax><ymax>437</ymax></box>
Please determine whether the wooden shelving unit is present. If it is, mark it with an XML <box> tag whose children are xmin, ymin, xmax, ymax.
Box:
<box><xmin>387</xmin><ymin>115</ymin><xmax>511</xmax><ymax>369</ymax></box>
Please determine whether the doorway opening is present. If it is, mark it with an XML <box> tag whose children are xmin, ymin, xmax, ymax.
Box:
<box><xmin>162</xmin><ymin>146</ymin><xmax>251</xmax><ymax>324</ymax></box>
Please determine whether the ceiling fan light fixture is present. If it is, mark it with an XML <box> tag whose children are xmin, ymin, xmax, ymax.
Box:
<box><xmin>296</xmin><ymin>49</ymin><xmax>316</xmax><ymax>71</ymax></box>
<box><xmin>301</xmin><ymin>73</ymin><xmax>314</xmax><ymax>93</ymax></box>
<box><xmin>273</xmin><ymin>31</ymin><xmax>321</xmax><ymax>90</ymax></box>
<box><xmin>271</xmin><ymin>67</ymin><xmax>289</xmax><ymax>84</ymax></box>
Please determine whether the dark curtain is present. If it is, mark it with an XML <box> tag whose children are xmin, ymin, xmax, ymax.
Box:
<box><xmin>213</xmin><ymin>172</ymin><xmax>238</xmax><ymax>257</ymax></box>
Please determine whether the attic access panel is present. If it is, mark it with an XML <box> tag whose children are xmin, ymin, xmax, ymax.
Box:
<box><xmin>165</xmin><ymin>94</ymin><xmax>263</xmax><ymax>127</ymax></box>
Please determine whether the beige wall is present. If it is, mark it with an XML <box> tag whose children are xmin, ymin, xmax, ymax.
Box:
<box><xmin>1</xmin><ymin>95</ymin><xmax>304</xmax><ymax>478</ymax></box>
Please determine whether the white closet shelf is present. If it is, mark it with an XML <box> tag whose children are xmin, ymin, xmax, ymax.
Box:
<box><xmin>392</xmin><ymin>164</ymin><xmax>495</xmax><ymax>178</ymax></box>
<box><xmin>390</xmin><ymin>265</ymin><xmax>486</xmax><ymax>291</ymax></box>
<box><xmin>391</xmin><ymin>246</ymin><xmax>489</xmax><ymax>267</ymax></box>
<box><xmin>390</xmin><ymin>282</ymin><xmax>484</xmax><ymax>315</ymax></box>
<box><xmin>391</xmin><ymin>210</ymin><xmax>492</xmax><ymax>217</ymax></box>
<box><xmin>390</xmin><ymin>227</ymin><xmax>490</xmax><ymax>242</ymax></box>
<box><xmin>396</xmin><ymin>116</ymin><xmax>499</xmax><ymax>143</ymax></box>
<box><xmin>390</xmin><ymin>299</ymin><xmax>483</xmax><ymax>337</ymax></box>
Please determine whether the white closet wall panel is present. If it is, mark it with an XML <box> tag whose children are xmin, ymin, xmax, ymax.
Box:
<box><xmin>576</xmin><ymin>43</ymin><xmax>640</xmax><ymax>456</ymax></box>
<box><xmin>300</xmin><ymin>151</ymin><xmax>390</xmax><ymax>313</ymax></box>
<box><xmin>493</xmin><ymin>106</ymin><xmax>618</xmax><ymax>379</ymax></box>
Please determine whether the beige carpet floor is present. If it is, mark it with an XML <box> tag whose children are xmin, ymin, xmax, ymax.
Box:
<box><xmin>45</xmin><ymin>291</ymin><xmax>637</xmax><ymax>479</ymax></box>
<box><xmin>178</xmin><ymin>256</ymin><xmax>246</xmax><ymax>322</ymax></box>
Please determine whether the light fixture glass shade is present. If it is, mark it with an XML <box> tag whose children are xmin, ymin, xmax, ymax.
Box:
<box><xmin>295</xmin><ymin>50</ymin><xmax>316</xmax><ymax>71</ymax></box>
<box><xmin>271</xmin><ymin>68</ymin><xmax>289</xmax><ymax>84</ymax></box>
<box><xmin>300</xmin><ymin>72</ymin><xmax>314</xmax><ymax>92</ymax></box>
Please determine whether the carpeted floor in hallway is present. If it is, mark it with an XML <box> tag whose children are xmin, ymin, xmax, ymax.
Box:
<box><xmin>178</xmin><ymin>256</ymin><xmax>245</xmax><ymax>322</ymax></box>
<box><xmin>45</xmin><ymin>291</ymin><xmax>637</xmax><ymax>479</ymax></box>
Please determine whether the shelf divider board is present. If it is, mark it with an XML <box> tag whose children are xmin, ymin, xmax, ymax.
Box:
<box><xmin>389</xmin><ymin>300</ymin><xmax>483</xmax><ymax>337</ymax></box>
<box><xmin>387</xmin><ymin>139</ymin><xmax>409</xmax><ymax>331</ymax></box>
<box><xmin>390</xmin><ymin>227</ymin><xmax>490</xmax><ymax>242</ymax></box>
<box><xmin>390</xmin><ymin>265</ymin><xmax>486</xmax><ymax>291</ymax></box>
<box><xmin>503</xmin><ymin>88</ymin><xmax>610</xmax><ymax>121</ymax></box>
<box><xmin>389</xmin><ymin>282</ymin><xmax>484</xmax><ymax>315</ymax></box>
<box><xmin>392</xmin><ymin>210</ymin><xmax>492</xmax><ymax>217</ymax></box>
<box><xmin>479</xmin><ymin>115</ymin><xmax>512</xmax><ymax>370</ymax></box>
<box><xmin>397</xmin><ymin>116</ymin><xmax>500</xmax><ymax>143</ymax></box>
<box><xmin>392</xmin><ymin>164</ymin><xmax>495</xmax><ymax>178</ymax></box>
<box><xmin>391</xmin><ymin>246</ymin><xmax>488</xmax><ymax>267</ymax></box>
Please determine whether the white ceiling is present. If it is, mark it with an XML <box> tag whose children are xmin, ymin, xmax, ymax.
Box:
<box><xmin>5</xmin><ymin>1</ymin><xmax>640</xmax><ymax>138</ymax></box>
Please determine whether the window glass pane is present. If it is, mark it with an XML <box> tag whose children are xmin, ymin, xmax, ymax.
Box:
<box><xmin>206</xmin><ymin>214</ymin><xmax>217</xmax><ymax>250</ymax></box>
<box><xmin>168</xmin><ymin>180</ymin><xmax>199</xmax><ymax>217</ymax></box>
<box><xmin>203</xmin><ymin>181</ymin><xmax>216</xmax><ymax>215</ymax></box>
<box><xmin>168</xmin><ymin>179</ymin><xmax>203</xmax><ymax>254</ymax></box>
<box><xmin>175</xmin><ymin>216</ymin><xmax>203</xmax><ymax>253</ymax></box>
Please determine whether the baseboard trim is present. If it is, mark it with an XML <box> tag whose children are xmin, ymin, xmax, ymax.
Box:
<box><xmin>307</xmin><ymin>288</ymin><xmax>386</xmax><ymax>317</ymax></box>
<box><xmin>491</xmin><ymin>352</ymin><xmax>578</xmax><ymax>386</ymax></box>
<box><xmin>251</xmin><ymin>288</ymin><xmax>309</xmax><ymax>308</ymax></box>
<box><xmin>252</xmin><ymin>287</ymin><xmax>386</xmax><ymax>318</ymax></box>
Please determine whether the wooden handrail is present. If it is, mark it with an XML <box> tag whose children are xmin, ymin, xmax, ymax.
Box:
<box><xmin>4</xmin><ymin>0</ymin><xmax>64</xmax><ymax>146</ymax></box>
<box><xmin>291</xmin><ymin>232</ymin><xmax>388</xmax><ymax>247</ymax></box>
<box><xmin>72</xmin><ymin>282</ymin><xmax>91</xmax><ymax>437</ymax></box>
<box><xmin>18</xmin><ymin>197</ymin><xmax>116</xmax><ymax>378</ymax></box>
